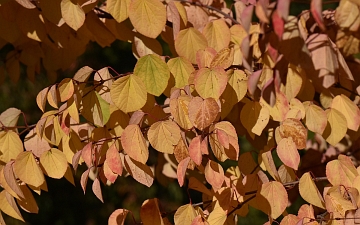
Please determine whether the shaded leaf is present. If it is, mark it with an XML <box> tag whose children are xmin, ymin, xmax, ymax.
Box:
<box><xmin>108</xmin><ymin>209</ymin><xmax>129</xmax><ymax>225</ymax></box>
<box><xmin>140</xmin><ymin>198</ymin><xmax>164</xmax><ymax>225</ymax></box>
<box><xmin>124</xmin><ymin>155</ymin><xmax>154</xmax><ymax>187</ymax></box>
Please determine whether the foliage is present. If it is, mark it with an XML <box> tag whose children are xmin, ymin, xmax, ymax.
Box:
<box><xmin>1</xmin><ymin>0</ymin><xmax>360</xmax><ymax>224</ymax></box>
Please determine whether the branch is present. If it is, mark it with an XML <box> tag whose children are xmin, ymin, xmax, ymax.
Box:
<box><xmin>174</xmin><ymin>0</ymin><xmax>239</xmax><ymax>25</ymax></box>
<box><xmin>283</xmin><ymin>176</ymin><xmax>328</xmax><ymax>187</ymax></box>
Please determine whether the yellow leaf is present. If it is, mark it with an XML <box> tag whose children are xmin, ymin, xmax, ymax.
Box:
<box><xmin>47</xmin><ymin>84</ymin><xmax>59</xmax><ymax>109</ymax></box>
<box><xmin>121</xmin><ymin>124</ymin><xmax>148</xmax><ymax>164</ymax></box>
<box><xmin>175</xmin><ymin>27</ymin><xmax>208</xmax><ymax>64</ymax></box>
<box><xmin>194</xmin><ymin>67</ymin><xmax>228</xmax><ymax>100</ymax></box>
<box><xmin>202</xmin><ymin>19</ymin><xmax>231</xmax><ymax>52</ymax></box>
<box><xmin>148</xmin><ymin>121</ymin><xmax>181</xmax><ymax>154</ymax></box>
<box><xmin>167</xmin><ymin>57</ymin><xmax>195</xmax><ymax>88</ymax></box>
<box><xmin>205</xmin><ymin>160</ymin><xmax>225</xmax><ymax>189</ymax></box>
<box><xmin>14</xmin><ymin>151</ymin><xmax>45</xmax><ymax>188</ymax></box>
<box><xmin>210</xmin><ymin>47</ymin><xmax>234</xmax><ymax>69</ymax></box>
<box><xmin>260</xmin><ymin>91</ymin><xmax>289</xmax><ymax>122</ymax></box>
<box><xmin>40</xmin><ymin>148</ymin><xmax>68</xmax><ymax>179</ymax></box>
<box><xmin>128</xmin><ymin>0</ymin><xmax>166</xmax><ymax>38</ymax></box>
<box><xmin>303</xmin><ymin>101</ymin><xmax>327</xmax><ymax>134</ymax></box>
<box><xmin>170</xmin><ymin>95</ymin><xmax>193</xmax><ymax>130</ymax></box>
<box><xmin>0</xmin><ymin>190</ymin><xmax>24</xmax><ymax>222</ymax></box>
<box><xmin>61</xmin><ymin>0</ymin><xmax>85</xmax><ymax>31</ymax></box>
<box><xmin>227</xmin><ymin>69</ymin><xmax>248</xmax><ymax>102</ymax></box>
<box><xmin>36</xmin><ymin>87</ymin><xmax>49</xmax><ymax>112</ymax></box>
<box><xmin>174</xmin><ymin>204</ymin><xmax>197</xmax><ymax>225</ymax></box>
<box><xmin>0</xmin><ymin>131</ymin><xmax>23</xmax><ymax>164</ymax></box>
<box><xmin>110</xmin><ymin>74</ymin><xmax>147</xmax><ymax>113</ymax></box>
<box><xmin>123</xmin><ymin>155</ymin><xmax>154</xmax><ymax>187</ymax></box>
<box><xmin>0</xmin><ymin>108</ymin><xmax>21</xmax><ymax>128</ymax></box>
<box><xmin>279</xmin><ymin>118</ymin><xmax>307</xmax><ymax>149</ymax></box>
<box><xmin>331</xmin><ymin>94</ymin><xmax>360</xmax><ymax>131</ymax></box>
<box><xmin>255</xmin><ymin>181</ymin><xmax>288</xmax><ymax>219</ymax></box>
<box><xmin>323</xmin><ymin>108</ymin><xmax>347</xmax><ymax>146</ymax></box>
<box><xmin>58</xmin><ymin>78</ymin><xmax>74</xmax><ymax>102</ymax></box>
<box><xmin>207</xmin><ymin>205</ymin><xmax>227</xmax><ymax>225</ymax></box>
<box><xmin>251</xmin><ymin>106</ymin><xmax>270</xmax><ymax>136</ymax></box>
<box><xmin>280</xmin><ymin>64</ymin><xmax>304</xmax><ymax>101</ymax></box>
<box><xmin>140</xmin><ymin>198</ymin><xmax>164</xmax><ymax>225</ymax></box>
<box><xmin>133</xmin><ymin>54</ymin><xmax>170</xmax><ymax>96</ymax></box>
<box><xmin>107</xmin><ymin>0</ymin><xmax>131</xmax><ymax>23</ymax></box>
<box><xmin>326</xmin><ymin>154</ymin><xmax>358</xmax><ymax>187</ymax></box>
<box><xmin>299</xmin><ymin>172</ymin><xmax>325</xmax><ymax>209</ymax></box>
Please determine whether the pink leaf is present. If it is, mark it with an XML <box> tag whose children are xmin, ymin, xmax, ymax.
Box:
<box><xmin>188</xmin><ymin>136</ymin><xmax>203</xmax><ymax>165</ymax></box>
<box><xmin>106</xmin><ymin>143</ymin><xmax>123</xmax><ymax>175</ymax></box>
<box><xmin>248</xmin><ymin>70</ymin><xmax>262</xmax><ymax>96</ymax></box>
<box><xmin>177</xmin><ymin>157</ymin><xmax>190</xmax><ymax>187</ymax></box>
<box><xmin>92</xmin><ymin>177</ymin><xmax>103</xmax><ymax>203</ymax></box>
<box><xmin>80</xmin><ymin>168</ymin><xmax>90</xmax><ymax>194</ymax></box>
<box><xmin>81</xmin><ymin>142</ymin><xmax>93</xmax><ymax>168</ymax></box>
<box><xmin>272</xmin><ymin>11</ymin><xmax>284</xmax><ymax>40</ymax></box>
<box><xmin>310</xmin><ymin>0</ymin><xmax>326</xmax><ymax>31</ymax></box>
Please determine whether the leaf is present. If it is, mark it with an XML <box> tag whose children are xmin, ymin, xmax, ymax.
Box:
<box><xmin>0</xmin><ymin>131</ymin><xmax>23</xmax><ymax>164</ymax></box>
<box><xmin>39</xmin><ymin>148</ymin><xmax>68</xmax><ymax>179</ymax></box>
<box><xmin>140</xmin><ymin>198</ymin><xmax>164</xmax><ymax>225</ymax></box>
<box><xmin>310</xmin><ymin>0</ymin><xmax>326</xmax><ymax>31</ymax></box>
<box><xmin>104</xmin><ymin>160</ymin><xmax>118</xmax><ymax>183</ymax></box>
<box><xmin>81</xmin><ymin>91</ymin><xmax>110</xmax><ymax>127</ymax></box>
<box><xmin>92</xmin><ymin>177</ymin><xmax>103</xmax><ymax>202</ymax></box>
<box><xmin>110</xmin><ymin>74</ymin><xmax>147</xmax><ymax>113</ymax></box>
<box><xmin>36</xmin><ymin>87</ymin><xmax>49</xmax><ymax>112</ymax></box>
<box><xmin>194</xmin><ymin>67</ymin><xmax>228</xmax><ymax>100</ymax></box>
<box><xmin>227</xmin><ymin>69</ymin><xmax>248</xmax><ymax>102</ymax></box>
<box><xmin>174</xmin><ymin>204</ymin><xmax>197</xmax><ymax>225</ymax></box>
<box><xmin>188</xmin><ymin>97</ymin><xmax>219</xmax><ymax>130</ymax></box>
<box><xmin>331</xmin><ymin>94</ymin><xmax>360</xmax><ymax>131</ymax></box>
<box><xmin>16</xmin><ymin>184</ymin><xmax>38</xmax><ymax>213</ymax></box>
<box><xmin>188</xmin><ymin>136</ymin><xmax>205</xmax><ymax>166</ymax></box>
<box><xmin>60</xmin><ymin>0</ymin><xmax>85</xmax><ymax>31</ymax></box>
<box><xmin>277</xmin><ymin>137</ymin><xmax>300</xmax><ymax>170</ymax></box>
<box><xmin>170</xmin><ymin>95</ymin><xmax>193</xmax><ymax>130</ymax></box>
<box><xmin>177</xmin><ymin>157</ymin><xmax>190</xmax><ymax>187</ymax></box>
<box><xmin>0</xmin><ymin>190</ymin><xmax>24</xmax><ymax>222</ymax></box>
<box><xmin>167</xmin><ymin>57</ymin><xmax>195</xmax><ymax>88</ymax></box>
<box><xmin>279</xmin><ymin>118</ymin><xmax>307</xmax><ymax>149</ymax></box>
<box><xmin>303</xmin><ymin>101</ymin><xmax>327</xmax><ymax>134</ymax></box>
<box><xmin>80</xmin><ymin>168</ymin><xmax>90</xmax><ymax>194</ymax></box>
<box><xmin>202</xmin><ymin>19</ymin><xmax>231</xmax><ymax>52</ymax></box>
<box><xmin>47</xmin><ymin>85</ymin><xmax>59</xmax><ymax>109</ymax></box>
<box><xmin>207</xmin><ymin>204</ymin><xmax>227</xmax><ymax>225</ymax></box>
<box><xmin>251</xmin><ymin>106</ymin><xmax>270</xmax><ymax>136</ymax></box>
<box><xmin>73</xmin><ymin>66</ymin><xmax>93</xmax><ymax>82</ymax></box>
<box><xmin>0</xmin><ymin>108</ymin><xmax>21</xmax><ymax>128</ymax></box>
<box><xmin>299</xmin><ymin>172</ymin><xmax>325</xmax><ymax>209</ymax></box>
<box><xmin>205</xmin><ymin>160</ymin><xmax>224</xmax><ymax>189</ymax></box>
<box><xmin>148</xmin><ymin>121</ymin><xmax>181</xmax><ymax>154</ymax></box>
<box><xmin>210</xmin><ymin>48</ymin><xmax>234</xmax><ymax>69</ymax></box>
<box><xmin>128</xmin><ymin>0</ymin><xmax>166</xmax><ymax>38</ymax></box>
<box><xmin>175</xmin><ymin>27</ymin><xmax>208</xmax><ymax>64</ymax></box>
<box><xmin>323</xmin><ymin>108</ymin><xmax>347</xmax><ymax>146</ymax></box>
<box><xmin>58</xmin><ymin>78</ymin><xmax>74</xmax><ymax>102</ymax></box>
<box><xmin>238</xmin><ymin>152</ymin><xmax>258</xmax><ymax>175</ymax></box>
<box><xmin>14</xmin><ymin>151</ymin><xmax>45</xmax><ymax>188</ymax></box>
<box><xmin>124</xmin><ymin>155</ymin><xmax>154</xmax><ymax>187</ymax></box>
<box><xmin>326</xmin><ymin>154</ymin><xmax>358</xmax><ymax>187</ymax></box>
<box><xmin>133</xmin><ymin>54</ymin><xmax>170</xmax><ymax>96</ymax></box>
<box><xmin>255</xmin><ymin>181</ymin><xmax>288</xmax><ymax>219</ymax></box>
<box><xmin>106</xmin><ymin>143</ymin><xmax>122</xmax><ymax>175</ymax></box>
<box><xmin>121</xmin><ymin>124</ymin><xmax>148</xmax><ymax>164</ymax></box>
<box><xmin>1</xmin><ymin>162</ymin><xmax>24</xmax><ymax>199</ymax></box>
<box><xmin>108</xmin><ymin>209</ymin><xmax>129</xmax><ymax>225</ymax></box>
<box><xmin>107</xmin><ymin>0</ymin><xmax>131</xmax><ymax>23</ymax></box>
<box><xmin>196</xmin><ymin>47</ymin><xmax>217</xmax><ymax>68</ymax></box>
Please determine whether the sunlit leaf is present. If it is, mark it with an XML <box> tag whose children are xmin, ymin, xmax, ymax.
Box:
<box><xmin>0</xmin><ymin>131</ymin><xmax>23</xmax><ymax>164</ymax></box>
<box><xmin>323</xmin><ymin>108</ymin><xmax>347</xmax><ymax>146</ymax></box>
<box><xmin>124</xmin><ymin>155</ymin><xmax>154</xmax><ymax>187</ymax></box>
<box><xmin>58</xmin><ymin>78</ymin><xmax>74</xmax><ymax>102</ymax></box>
<box><xmin>110</xmin><ymin>74</ymin><xmax>147</xmax><ymax>113</ymax></box>
<box><xmin>174</xmin><ymin>204</ymin><xmax>197</xmax><ymax>225</ymax></box>
<box><xmin>331</xmin><ymin>94</ymin><xmax>360</xmax><ymax>131</ymax></box>
<box><xmin>121</xmin><ymin>124</ymin><xmax>148</xmax><ymax>164</ymax></box>
<box><xmin>0</xmin><ymin>190</ymin><xmax>24</xmax><ymax>222</ymax></box>
<box><xmin>326</xmin><ymin>154</ymin><xmax>358</xmax><ymax>187</ymax></box>
<box><xmin>107</xmin><ymin>0</ymin><xmax>131</xmax><ymax>23</ymax></box>
<box><xmin>167</xmin><ymin>57</ymin><xmax>194</xmax><ymax>88</ymax></box>
<box><xmin>194</xmin><ymin>67</ymin><xmax>228</xmax><ymax>100</ymax></box>
<box><xmin>40</xmin><ymin>148</ymin><xmax>68</xmax><ymax>179</ymax></box>
<box><xmin>303</xmin><ymin>101</ymin><xmax>327</xmax><ymax>134</ymax></box>
<box><xmin>202</xmin><ymin>19</ymin><xmax>231</xmax><ymax>52</ymax></box>
<box><xmin>188</xmin><ymin>97</ymin><xmax>219</xmax><ymax>130</ymax></box>
<box><xmin>133</xmin><ymin>54</ymin><xmax>170</xmax><ymax>96</ymax></box>
<box><xmin>205</xmin><ymin>160</ymin><xmax>224</xmax><ymax>189</ymax></box>
<box><xmin>61</xmin><ymin>0</ymin><xmax>85</xmax><ymax>31</ymax></box>
<box><xmin>299</xmin><ymin>172</ymin><xmax>325</xmax><ymax>209</ymax></box>
<box><xmin>279</xmin><ymin>118</ymin><xmax>307</xmax><ymax>149</ymax></box>
<box><xmin>175</xmin><ymin>27</ymin><xmax>208</xmax><ymax>64</ymax></box>
<box><xmin>0</xmin><ymin>108</ymin><xmax>21</xmax><ymax>127</ymax></box>
<box><xmin>128</xmin><ymin>0</ymin><xmax>166</xmax><ymax>38</ymax></box>
<box><xmin>148</xmin><ymin>121</ymin><xmax>181</xmax><ymax>154</ymax></box>
<box><xmin>14</xmin><ymin>151</ymin><xmax>45</xmax><ymax>188</ymax></box>
<box><xmin>177</xmin><ymin>157</ymin><xmax>190</xmax><ymax>187</ymax></box>
<box><xmin>277</xmin><ymin>137</ymin><xmax>300</xmax><ymax>170</ymax></box>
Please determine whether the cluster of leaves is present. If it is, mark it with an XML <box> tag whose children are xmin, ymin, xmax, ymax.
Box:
<box><xmin>1</xmin><ymin>0</ymin><xmax>360</xmax><ymax>224</ymax></box>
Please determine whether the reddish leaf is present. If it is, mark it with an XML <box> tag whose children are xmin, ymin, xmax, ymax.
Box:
<box><xmin>92</xmin><ymin>177</ymin><xmax>103</xmax><ymax>202</ymax></box>
<box><xmin>80</xmin><ymin>168</ymin><xmax>90</xmax><ymax>194</ymax></box>
<box><xmin>310</xmin><ymin>0</ymin><xmax>326</xmax><ymax>31</ymax></box>
<box><xmin>108</xmin><ymin>209</ymin><xmax>129</xmax><ymax>225</ymax></box>
<box><xmin>205</xmin><ymin>160</ymin><xmax>224</xmax><ymax>190</ymax></box>
<box><xmin>277</xmin><ymin>137</ymin><xmax>300</xmax><ymax>170</ymax></box>
<box><xmin>106</xmin><ymin>143</ymin><xmax>122</xmax><ymax>175</ymax></box>
<box><xmin>272</xmin><ymin>11</ymin><xmax>284</xmax><ymax>40</ymax></box>
<box><xmin>188</xmin><ymin>136</ymin><xmax>203</xmax><ymax>165</ymax></box>
<box><xmin>177</xmin><ymin>157</ymin><xmax>190</xmax><ymax>187</ymax></box>
<box><xmin>81</xmin><ymin>142</ymin><xmax>93</xmax><ymax>168</ymax></box>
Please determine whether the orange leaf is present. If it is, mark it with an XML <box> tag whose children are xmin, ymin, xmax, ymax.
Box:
<box><xmin>140</xmin><ymin>198</ymin><xmax>164</xmax><ymax>225</ymax></box>
<box><xmin>124</xmin><ymin>155</ymin><xmax>154</xmax><ymax>187</ymax></box>
<box><xmin>279</xmin><ymin>118</ymin><xmax>307</xmax><ymax>149</ymax></box>
<box><xmin>188</xmin><ymin>136</ymin><xmax>203</xmax><ymax>165</ymax></box>
<box><xmin>177</xmin><ymin>157</ymin><xmax>190</xmax><ymax>187</ymax></box>
<box><xmin>188</xmin><ymin>97</ymin><xmax>219</xmax><ymax>130</ymax></box>
<box><xmin>277</xmin><ymin>137</ymin><xmax>300</xmax><ymax>170</ymax></box>
<box><xmin>205</xmin><ymin>160</ymin><xmax>224</xmax><ymax>190</ymax></box>
<box><xmin>326</xmin><ymin>154</ymin><xmax>358</xmax><ymax>187</ymax></box>
<box><xmin>121</xmin><ymin>124</ymin><xmax>148</xmax><ymax>164</ymax></box>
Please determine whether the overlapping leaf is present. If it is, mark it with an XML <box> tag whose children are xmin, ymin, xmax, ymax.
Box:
<box><xmin>148</xmin><ymin>121</ymin><xmax>181</xmax><ymax>154</ymax></box>
<box><xmin>194</xmin><ymin>67</ymin><xmax>228</xmax><ymax>100</ymax></box>
<box><xmin>121</xmin><ymin>124</ymin><xmax>148</xmax><ymax>164</ymax></box>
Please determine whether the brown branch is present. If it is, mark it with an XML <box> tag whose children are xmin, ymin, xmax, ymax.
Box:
<box><xmin>283</xmin><ymin>176</ymin><xmax>328</xmax><ymax>187</ymax></box>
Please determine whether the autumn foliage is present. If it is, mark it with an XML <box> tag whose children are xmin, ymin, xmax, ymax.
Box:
<box><xmin>1</xmin><ymin>0</ymin><xmax>360</xmax><ymax>224</ymax></box>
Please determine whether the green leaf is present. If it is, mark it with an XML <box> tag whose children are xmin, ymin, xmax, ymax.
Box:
<box><xmin>133</xmin><ymin>54</ymin><xmax>170</xmax><ymax>96</ymax></box>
